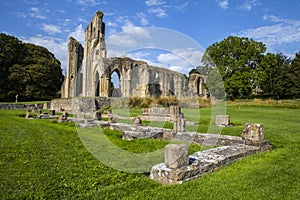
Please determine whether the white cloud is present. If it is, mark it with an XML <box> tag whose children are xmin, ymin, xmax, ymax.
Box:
<box><xmin>107</xmin><ymin>21</ymin><xmax>118</xmax><ymax>27</ymax></box>
<box><xmin>24</xmin><ymin>0</ymin><xmax>39</xmax><ymax>5</ymax></box>
<box><xmin>121</xmin><ymin>21</ymin><xmax>150</xmax><ymax>38</ymax></box>
<box><xmin>145</xmin><ymin>0</ymin><xmax>168</xmax><ymax>18</ymax></box>
<box><xmin>145</xmin><ymin>0</ymin><xmax>165</xmax><ymax>6</ymax></box>
<box><xmin>236</xmin><ymin>15</ymin><xmax>300</xmax><ymax>55</ymax></box>
<box><xmin>155</xmin><ymin>48</ymin><xmax>203</xmax><ymax>73</ymax></box>
<box><xmin>41</xmin><ymin>23</ymin><xmax>62</xmax><ymax>35</ymax></box>
<box><xmin>136</xmin><ymin>12</ymin><xmax>149</xmax><ymax>26</ymax></box>
<box><xmin>30</xmin><ymin>7</ymin><xmax>46</xmax><ymax>19</ymax></box>
<box><xmin>78</xmin><ymin>17</ymin><xmax>88</xmax><ymax>24</ymax></box>
<box><xmin>238</xmin><ymin>0</ymin><xmax>260</xmax><ymax>11</ymax></box>
<box><xmin>148</xmin><ymin>7</ymin><xmax>167</xmax><ymax>18</ymax></box>
<box><xmin>174</xmin><ymin>2</ymin><xmax>189</xmax><ymax>12</ymax></box>
<box><xmin>69</xmin><ymin>24</ymin><xmax>84</xmax><ymax>44</ymax></box>
<box><xmin>216</xmin><ymin>0</ymin><xmax>229</xmax><ymax>10</ymax></box>
<box><xmin>77</xmin><ymin>0</ymin><xmax>100</xmax><ymax>6</ymax></box>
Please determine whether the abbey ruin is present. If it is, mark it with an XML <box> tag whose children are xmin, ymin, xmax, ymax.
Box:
<box><xmin>61</xmin><ymin>11</ymin><xmax>206</xmax><ymax>99</ymax></box>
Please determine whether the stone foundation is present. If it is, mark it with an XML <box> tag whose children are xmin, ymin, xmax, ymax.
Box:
<box><xmin>150</xmin><ymin>145</ymin><xmax>261</xmax><ymax>184</ymax></box>
<box><xmin>63</xmin><ymin>115</ymin><xmax>271</xmax><ymax>185</ymax></box>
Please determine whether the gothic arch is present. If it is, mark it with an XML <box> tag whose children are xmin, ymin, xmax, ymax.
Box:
<box><xmin>196</xmin><ymin>76</ymin><xmax>204</xmax><ymax>95</ymax></box>
<box><xmin>109</xmin><ymin>68</ymin><xmax>122</xmax><ymax>97</ymax></box>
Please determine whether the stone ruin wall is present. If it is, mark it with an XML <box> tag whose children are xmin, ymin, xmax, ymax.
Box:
<box><xmin>61</xmin><ymin>37</ymin><xmax>84</xmax><ymax>98</ymax></box>
<box><xmin>50</xmin><ymin>97</ymin><xmax>110</xmax><ymax>114</ymax></box>
<box><xmin>60</xmin><ymin>11</ymin><xmax>207</xmax><ymax>100</ymax></box>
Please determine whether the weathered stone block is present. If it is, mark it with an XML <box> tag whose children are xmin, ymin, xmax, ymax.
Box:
<box><xmin>242</xmin><ymin>123</ymin><xmax>264</xmax><ymax>144</ymax></box>
<box><xmin>215</xmin><ymin>115</ymin><xmax>230</xmax><ymax>126</ymax></box>
<box><xmin>173</xmin><ymin>117</ymin><xmax>186</xmax><ymax>132</ymax></box>
<box><xmin>165</xmin><ymin>144</ymin><xmax>189</xmax><ymax>169</ymax></box>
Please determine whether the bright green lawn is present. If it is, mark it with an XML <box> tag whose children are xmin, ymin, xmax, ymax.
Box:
<box><xmin>0</xmin><ymin>105</ymin><xmax>299</xmax><ymax>199</ymax></box>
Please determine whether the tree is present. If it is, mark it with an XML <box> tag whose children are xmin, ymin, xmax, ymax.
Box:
<box><xmin>257</xmin><ymin>53</ymin><xmax>292</xmax><ymax>99</ymax></box>
<box><xmin>0</xmin><ymin>33</ymin><xmax>63</xmax><ymax>100</ymax></box>
<box><xmin>202</xmin><ymin>36</ymin><xmax>266</xmax><ymax>99</ymax></box>
<box><xmin>289</xmin><ymin>51</ymin><xmax>300</xmax><ymax>97</ymax></box>
<box><xmin>0</xmin><ymin>33</ymin><xmax>26</xmax><ymax>99</ymax></box>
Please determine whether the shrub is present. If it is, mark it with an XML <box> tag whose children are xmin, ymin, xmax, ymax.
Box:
<box><xmin>157</xmin><ymin>96</ymin><xmax>178</xmax><ymax>107</ymax></box>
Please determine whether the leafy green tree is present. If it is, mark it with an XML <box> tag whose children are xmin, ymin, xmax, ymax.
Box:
<box><xmin>289</xmin><ymin>51</ymin><xmax>300</xmax><ymax>97</ymax></box>
<box><xmin>202</xmin><ymin>36</ymin><xmax>266</xmax><ymax>99</ymax></box>
<box><xmin>0</xmin><ymin>33</ymin><xmax>63</xmax><ymax>100</ymax></box>
<box><xmin>0</xmin><ymin>33</ymin><xmax>26</xmax><ymax>99</ymax></box>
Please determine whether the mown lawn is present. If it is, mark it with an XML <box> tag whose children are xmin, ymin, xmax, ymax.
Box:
<box><xmin>0</xmin><ymin>105</ymin><xmax>299</xmax><ymax>199</ymax></box>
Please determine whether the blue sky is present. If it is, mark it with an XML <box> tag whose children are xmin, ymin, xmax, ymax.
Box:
<box><xmin>1</xmin><ymin>0</ymin><xmax>300</xmax><ymax>75</ymax></box>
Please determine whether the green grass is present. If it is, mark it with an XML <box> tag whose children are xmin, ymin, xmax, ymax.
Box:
<box><xmin>0</xmin><ymin>105</ymin><xmax>300</xmax><ymax>199</ymax></box>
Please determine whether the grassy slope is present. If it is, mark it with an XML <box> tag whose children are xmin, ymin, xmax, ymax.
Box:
<box><xmin>0</xmin><ymin>106</ymin><xmax>299</xmax><ymax>199</ymax></box>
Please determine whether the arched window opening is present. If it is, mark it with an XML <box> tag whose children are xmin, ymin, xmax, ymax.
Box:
<box><xmin>95</xmin><ymin>71</ymin><xmax>99</xmax><ymax>97</ymax></box>
<box><xmin>110</xmin><ymin>71</ymin><xmax>121</xmax><ymax>97</ymax></box>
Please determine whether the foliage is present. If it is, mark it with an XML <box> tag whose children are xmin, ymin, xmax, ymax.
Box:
<box><xmin>128</xmin><ymin>96</ymin><xmax>179</xmax><ymax>108</ymax></box>
<box><xmin>157</xmin><ymin>96</ymin><xmax>179</xmax><ymax>107</ymax></box>
<box><xmin>227</xmin><ymin>98</ymin><xmax>300</xmax><ymax>109</ymax></box>
<box><xmin>201</xmin><ymin>36</ymin><xmax>300</xmax><ymax>100</ymax></box>
<box><xmin>202</xmin><ymin>36</ymin><xmax>266</xmax><ymax>99</ymax></box>
<box><xmin>258</xmin><ymin>53</ymin><xmax>292</xmax><ymax>99</ymax></box>
<box><xmin>1</xmin><ymin>105</ymin><xmax>300</xmax><ymax>199</ymax></box>
<box><xmin>289</xmin><ymin>51</ymin><xmax>300</xmax><ymax>97</ymax></box>
<box><xmin>0</xmin><ymin>33</ymin><xmax>63</xmax><ymax>101</ymax></box>
<box><xmin>0</xmin><ymin>33</ymin><xmax>26</xmax><ymax>99</ymax></box>
<box><xmin>129</xmin><ymin>96</ymin><xmax>155</xmax><ymax>108</ymax></box>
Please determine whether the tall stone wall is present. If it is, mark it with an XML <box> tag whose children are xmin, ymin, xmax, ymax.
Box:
<box><xmin>61</xmin><ymin>37</ymin><xmax>84</xmax><ymax>98</ymax></box>
<box><xmin>82</xmin><ymin>11</ymin><xmax>107</xmax><ymax>97</ymax></box>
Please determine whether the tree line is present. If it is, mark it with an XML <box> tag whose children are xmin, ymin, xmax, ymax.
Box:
<box><xmin>198</xmin><ymin>36</ymin><xmax>300</xmax><ymax>99</ymax></box>
<box><xmin>0</xmin><ymin>33</ymin><xmax>63</xmax><ymax>101</ymax></box>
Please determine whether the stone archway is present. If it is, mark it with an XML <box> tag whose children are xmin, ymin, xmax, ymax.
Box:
<box><xmin>189</xmin><ymin>73</ymin><xmax>207</xmax><ymax>97</ymax></box>
<box><xmin>110</xmin><ymin>69</ymin><xmax>121</xmax><ymax>97</ymax></box>
<box><xmin>196</xmin><ymin>77</ymin><xmax>204</xmax><ymax>95</ymax></box>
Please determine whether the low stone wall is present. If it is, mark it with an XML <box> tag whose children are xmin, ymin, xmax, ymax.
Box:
<box><xmin>141</xmin><ymin>106</ymin><xmax>181</xmax><ymax>122</ymax></box>
<box><xmin>50</xmin><ymin>98</ymin><xmax>73</xmax><ymax>112</ymax></box>
<box><xmin>50</xmin><ymin>97</ymin><xmax>110</xmax><ymax>114</ymax></box>
<box><xmin>0</xmin><ymin>103</ymin><xmax>43</xmax><ymax>110</ymax></box>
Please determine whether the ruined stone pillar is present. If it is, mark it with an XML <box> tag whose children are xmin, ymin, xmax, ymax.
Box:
<box><xmin>165</xmin><ymin>144</ymin><xmax>189</xmax><ymax>169</ymax></box>
<box><xmin>173</xmin><ymin>115</ymin><xmax>186</xmax><ymax>132</ymax></box>
<box><xmin>242</xmin><ymin>123</ymin><xmax>264</xmax><ymax>145</ymax></box>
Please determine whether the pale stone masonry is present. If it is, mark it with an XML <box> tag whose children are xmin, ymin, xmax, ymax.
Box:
<box><xmin>165</xmin><ymin>144</ymin><xmax>189</xmax><ymax>169</ymax></box>
<box><xmin>60</xmin><ymin>11</ymin><xmax>207</xmax><ymax>99</ymax></box>
<box><xmin>149</xmin><ymin>123</ymin><xmax>271</xmax><ymax>184</ymax></box>
<box><xmin>215</xmin><ymin>115</ymin><xmax>230</xmax><ymax>126</ymax></box>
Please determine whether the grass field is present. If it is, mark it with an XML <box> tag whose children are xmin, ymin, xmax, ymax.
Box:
<box><xmin>0</xmin><ymin>104</ymin><xmax>299</xmax><ymax>199</ymax></box>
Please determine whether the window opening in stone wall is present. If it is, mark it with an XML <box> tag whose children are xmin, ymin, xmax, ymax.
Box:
<box><xmin>110</xmin><ymin>71</ymin><xmax>121</xmax><ymax>97</ymax></box>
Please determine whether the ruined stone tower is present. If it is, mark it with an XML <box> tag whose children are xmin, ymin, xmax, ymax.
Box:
<box><xmin>82</xmin><ymin>11</ymin><xmax>107</xmax><ymax>97</ymax></box>
<box><xmin>61</xmin><ymin>11</ymin><xmax>207</xmax><ymax>99</ymax></box>
<box><xmin>61</xmin><ymin>37</ymin><xmax>84</xmax><ymax>98</ymax></box>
